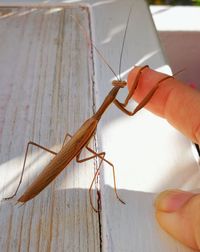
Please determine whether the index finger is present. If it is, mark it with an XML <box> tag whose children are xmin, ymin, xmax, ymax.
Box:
<box><xmin>127</xmin><ymin>67</ymin><xmax>200</xmax><ymax>144</ymax></box>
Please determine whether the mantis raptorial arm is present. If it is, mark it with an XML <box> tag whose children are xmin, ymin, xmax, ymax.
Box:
<box><xmin>114</xmin><ymin>66</ymin><xmax>173</xmax><ymax>116</ymax></box>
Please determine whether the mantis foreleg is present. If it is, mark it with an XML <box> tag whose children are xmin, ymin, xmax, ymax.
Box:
<box><xmin>114</xmin><ymin>67</ymin><xmax>173</xmax><ymax>116</ymax></box>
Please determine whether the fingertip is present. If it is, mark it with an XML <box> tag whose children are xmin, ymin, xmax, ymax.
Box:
<box><xmin>155</xmin><ymin>189</ymin><xmax>195</xmax><ymax>212</ymax></box>
<box><xmin>155</xmin><ymin>190</ymin><xmax>200</xmax><ymax>250</ymax></box>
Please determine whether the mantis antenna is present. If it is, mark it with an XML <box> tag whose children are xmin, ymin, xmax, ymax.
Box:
<box><xmin>70</xmin><ymin>14</ymin><xmax>119</xmax><ymax>80</ymax></box>
<box><xmin>118</xmin><ymin>5</ymin><xmax>133</xmax><ymax>80</ymax></box>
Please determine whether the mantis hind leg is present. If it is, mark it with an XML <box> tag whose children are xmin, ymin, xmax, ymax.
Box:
<box><xmin>4</xmin><ymin>141</ymin><xmax>58</xmax><ymax>200</ymax></box>
<box><xmin>5</xmin><ymin>131</ymin><xmax>73</xmax><ymax>201</ymax></box>
<box><xmin>76</xmin><ymin>146</ymin><xmax>125</xmax><ymax>212</ymax></box>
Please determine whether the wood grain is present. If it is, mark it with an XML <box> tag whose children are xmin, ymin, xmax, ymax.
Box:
<box><xmin>0</xmin><ymin>6</ymin><xmax>100</xmax><ymax>252</ymax></box>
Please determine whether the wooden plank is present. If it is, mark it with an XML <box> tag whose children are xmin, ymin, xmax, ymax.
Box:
<box><xmin>0</xmin><ymin>6</ymin><xmax>100</xmax><ymax>252</ymax></box>
<box><xmin>90</xmin><ymin>1</ymin><xmax>199</xmax><ymax>251</ymax></box>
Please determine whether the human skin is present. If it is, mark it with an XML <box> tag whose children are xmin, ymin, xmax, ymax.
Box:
<box><xmin>127</xmin><ymin>66</ymin><xmax>200</xmax><ymax>251</ymax></box>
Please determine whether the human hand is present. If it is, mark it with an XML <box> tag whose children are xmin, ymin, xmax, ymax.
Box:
<box><xmin>127</xmin><ymin>66</ymin><xmax>200</xmax><ymax>251</ymax></box>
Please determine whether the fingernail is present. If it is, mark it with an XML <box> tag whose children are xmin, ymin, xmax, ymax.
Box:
<box><xmin>155</xmin><ymin>189</ymin><xmax>196</xmax><ymax>212</ymax></box>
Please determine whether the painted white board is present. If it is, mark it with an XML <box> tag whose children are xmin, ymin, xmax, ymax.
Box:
<box><xmin>0</xmin><ymin>6</ymin><xmax>100</xmax><ymax>252</ymax></box>
<box><xmin>90</xmin><ymin>1</ymin><xmax>199</xmax><ymax>252</ymax></box>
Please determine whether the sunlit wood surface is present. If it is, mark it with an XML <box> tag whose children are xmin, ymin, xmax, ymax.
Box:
<box><xmin>0</xmin><ymin>6</ymin><xmax>100</xmax><ymax>252</ymax></box>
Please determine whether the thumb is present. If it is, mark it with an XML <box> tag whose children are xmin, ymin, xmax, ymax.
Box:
<box><xmin>155</xmin><ymin>189</ymin><xmax>200</xmax><ymax>250</ymax></box>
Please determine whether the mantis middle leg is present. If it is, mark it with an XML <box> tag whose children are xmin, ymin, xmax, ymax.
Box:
<box><xmin>76</xmin><ymin>146</ymin><xmax>124</xmax><ymax>212</ymax></box>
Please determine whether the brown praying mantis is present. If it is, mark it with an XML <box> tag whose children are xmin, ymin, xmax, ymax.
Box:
<box><xmin>4</xmin><ymin>9</ymin><xmax>173</xmax><ymax>212</ymax></box>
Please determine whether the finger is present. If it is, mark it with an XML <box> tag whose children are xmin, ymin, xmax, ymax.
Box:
<box><xmin>127</xmin><ymin>67</ymin><xmax>200</xmax><ymax>144</ymax></box>
<box><xmin>155</xmin><ymin>190</ymin><xmax>200</xmax><ymax>250</ymax></box>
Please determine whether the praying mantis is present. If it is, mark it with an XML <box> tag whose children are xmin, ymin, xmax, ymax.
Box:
<box><xmin>4</xmin><ymin>8</ymin><xmax>173</xmax><ymax>212</ymax></box>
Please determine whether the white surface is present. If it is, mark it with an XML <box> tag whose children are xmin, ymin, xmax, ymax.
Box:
<box><xmin>150</xmin><ymin>5</ymin><xmax>200</xmax><ymax>31</ymax></box>
<box><xmin>150</xmin><ymin>5</ymin><xmax>200</xmax><ymax>88</ymax></box>
<box><xmin>91</xmin><ymin>1</ymin><xmax>199</xmax><ymax>252</ymax></box>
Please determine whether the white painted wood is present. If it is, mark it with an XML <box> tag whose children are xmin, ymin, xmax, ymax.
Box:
<box><xmin>0</xmin><ymin>6</ymin><xmax>100</xmax><ymax>252</ymax></box>
<box><xmin>90</xmin><ymin>1</ymin><xmax>199</xmax><ymax>252</ymax></box>
<box><xmin>150</xmin><ymin>5</ymin><xmax>200</xmax><ymax>31</ymax></box>
<box><xmin>0</xmin><ymin>1</ymin><xmax>199</xmax><ymax>252</ymax></box>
